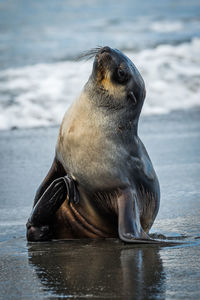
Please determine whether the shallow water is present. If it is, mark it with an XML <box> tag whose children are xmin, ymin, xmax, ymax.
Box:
<box><xmin>0</xmin><ymin>110</ymin><xmax>200</xmax><ymax>299</ymax></box>
<box><xmin>0</xmin><ymin>238</ymin><xmax>199</xmax><ymax>300</ymax></box>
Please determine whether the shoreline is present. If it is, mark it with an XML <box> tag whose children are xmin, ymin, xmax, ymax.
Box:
<box><xmin>0</xmin><ymin>107</ymin><xmax>199</xmax><ymax>133</ymax></box>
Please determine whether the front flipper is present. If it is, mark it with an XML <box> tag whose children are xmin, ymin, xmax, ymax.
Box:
<box><xmin>27</xmin><ymin>174</ymin><xmax>79</xmax><ymax>241</ymax></box>
<box><xmin>117</xmin><ymin>189</ymin><xmax>159</xmax><ymax>244</ymax></box>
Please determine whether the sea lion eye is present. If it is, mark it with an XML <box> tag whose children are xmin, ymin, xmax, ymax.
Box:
<box><xmin>114</xmin><ymin>67</ymin><xmax>129</xmax><ymax>84</ymax></box>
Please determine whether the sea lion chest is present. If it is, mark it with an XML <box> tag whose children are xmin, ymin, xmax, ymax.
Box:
<box><xmin>56</xmin><ymin>95</ymin><xmax>129</xmax><ymax>190</ymax></box>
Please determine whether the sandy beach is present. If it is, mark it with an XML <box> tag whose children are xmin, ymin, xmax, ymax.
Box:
<box><xmin>0</xmin><ymin>109</ymin><xmax>200</xmax><ymax>299</ymax></box>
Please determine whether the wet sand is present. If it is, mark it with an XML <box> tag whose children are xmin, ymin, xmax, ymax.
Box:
<box><xmin>0</xmin><ymin>109</ymin><xmax>200</xmax><ymax>299</ymax></box>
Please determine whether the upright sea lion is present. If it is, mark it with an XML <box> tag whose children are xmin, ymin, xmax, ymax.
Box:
<box><xmin>26</xmin><ymin>46</ymin><xmax>160</xmax><ymax>243</ymax></box>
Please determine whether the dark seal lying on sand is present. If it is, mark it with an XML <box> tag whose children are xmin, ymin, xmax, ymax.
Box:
<box><xmin>26</xmin><ymin>46</ymin><xmax>160</xmax><ymax>243</ymax></box>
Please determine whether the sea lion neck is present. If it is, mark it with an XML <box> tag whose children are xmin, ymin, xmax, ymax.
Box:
<box><xmin>84</xmin><ymin>78</ymin><xmax>140</xmax><ymax>136</ymax></box>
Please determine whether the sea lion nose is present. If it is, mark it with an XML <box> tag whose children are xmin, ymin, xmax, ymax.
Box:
<box><xmin>99</xmin><ymin>46</ymin><xmax>111</xmax><ymax>54</ymax></box>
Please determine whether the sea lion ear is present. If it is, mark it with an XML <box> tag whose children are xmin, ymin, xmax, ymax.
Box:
<box><xmin>128</xmin><ymin>91</ymin><xmax>137</xmax><ymax>105</ymax></box>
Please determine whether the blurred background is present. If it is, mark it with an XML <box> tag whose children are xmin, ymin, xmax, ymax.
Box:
<box><xmin>0</xmin><ymin>0</ymin><xmax>200</xmax><ymax>130</ymax></box>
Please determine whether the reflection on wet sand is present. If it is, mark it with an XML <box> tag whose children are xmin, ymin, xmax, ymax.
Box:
<box><xmin>28</xmin><ymin>240</ymin><xmax>165</xmax><ymax>299</ymax></box>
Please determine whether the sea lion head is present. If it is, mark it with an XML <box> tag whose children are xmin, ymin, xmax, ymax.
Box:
<box><xmin>84</xmin><ymin>46</ymin><xmax>146</xmax><ymax>117</ymax></box>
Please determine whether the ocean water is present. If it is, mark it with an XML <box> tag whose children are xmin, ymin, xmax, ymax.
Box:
<box><xmin>0</xmin><ymin>0</ymin><xmax>200</xmax><ymax>129</ymax></box>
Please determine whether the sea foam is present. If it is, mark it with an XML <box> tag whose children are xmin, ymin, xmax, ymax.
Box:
<box><xmin>0</xmin><ymin>38</ymin><xmax>200</xmax><ymax>130</ymax></box>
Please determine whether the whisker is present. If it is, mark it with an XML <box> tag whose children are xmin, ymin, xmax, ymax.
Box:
<box><xmin>76</xmin><ymin>46</ymin><xmax>103</xmax><ymax>61</ymax></box>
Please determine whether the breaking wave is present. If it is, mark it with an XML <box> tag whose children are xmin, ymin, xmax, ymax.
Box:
<box><xmin>0</xmin><ymin>38</ymin><xmax>200</xmax><ymax>130</ymax></box>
